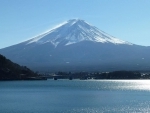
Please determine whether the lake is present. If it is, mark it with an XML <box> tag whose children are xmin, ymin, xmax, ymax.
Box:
<box><xmin>0</xmin><ymin>79</ymin><xmax>150</xmax><ymax>113</ymax></box>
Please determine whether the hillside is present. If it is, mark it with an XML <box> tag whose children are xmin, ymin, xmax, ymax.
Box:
<box><xmin>0</xmin><ymin>54</ymin><xmax>43</xmax><ymax>80</ymax></box>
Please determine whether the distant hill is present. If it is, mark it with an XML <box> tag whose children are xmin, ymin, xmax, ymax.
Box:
<box><xmin>0</xmin><ymin>54</ymin><xmax>41</xmax><ymax>80</ymax></box>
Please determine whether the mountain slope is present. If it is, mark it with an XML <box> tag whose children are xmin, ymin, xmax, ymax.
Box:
<box><xmin>0</xmin><ymin>54</ymin><xmax>39</xmax><ymax>80</ymax></box>
<box><xmin>0</xmin><ymin>19</ymin><xmax>150</xmax><ymax>72</ymax></box>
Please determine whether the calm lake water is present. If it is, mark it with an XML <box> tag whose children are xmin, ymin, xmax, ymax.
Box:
<box><xmin>1</xmin><ymin>79</ymin><xmax>150</xmax><ymax>113</ymax></box>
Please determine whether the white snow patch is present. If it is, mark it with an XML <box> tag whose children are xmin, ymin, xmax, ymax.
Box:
<box><xmin>65</xmin><ymin>41</ymin><xmax>76</xmax><ymax>46</ymax></box>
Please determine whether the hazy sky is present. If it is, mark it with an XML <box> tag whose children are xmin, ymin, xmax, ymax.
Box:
<box><xmin>0</xmin><ymin>0</ymin><xmax>150</xmax><ymax>49</ymax></box>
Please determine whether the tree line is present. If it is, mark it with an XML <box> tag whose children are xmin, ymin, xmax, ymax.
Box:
<box><xmin>46</xmin><ymin>71</ymin><xmax>150</xmax><ymax>80</ymax></box>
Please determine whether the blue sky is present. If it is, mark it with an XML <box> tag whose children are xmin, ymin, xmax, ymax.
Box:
<box><xmin>0</xmin><ymin>0</ymin><xmax>150</xmax><ymax>49</ymax></box>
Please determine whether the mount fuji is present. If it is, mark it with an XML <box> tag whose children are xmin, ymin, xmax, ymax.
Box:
<box><xmin>0</xmin><ymin>19</ymin><xmax>150</xmax><ymax>72</ymax></box>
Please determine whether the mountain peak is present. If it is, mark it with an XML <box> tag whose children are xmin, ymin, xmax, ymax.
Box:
<box><xmin>67</xmin><ymin>19</ymin><xmax>83</xmax><ymax>22</ymax></box>
<box><xmin>66</xmin><ymin>19</ymin><xmax>92</xmax><ymax>28</ymax></box>
<box><xmin>67</xmin><ymin>19</ymin><xmax>85</xmax><ymax>23</ymax></box>
<box><xmin>25</xmin><ymin>19</ymin><xmax>133</xmax><ymax>46</ymax></box>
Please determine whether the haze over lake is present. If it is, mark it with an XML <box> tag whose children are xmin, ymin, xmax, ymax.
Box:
<box><xmin>1</xmin><ymin>80</ymin><xmax>150</xmax><ymax>113</ymax></box>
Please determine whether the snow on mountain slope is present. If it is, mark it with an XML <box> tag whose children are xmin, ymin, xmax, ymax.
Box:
<box><xmin>25</xmin><ymin>19</ymin><xmax>133</xmax><ymax>47</ymax></box>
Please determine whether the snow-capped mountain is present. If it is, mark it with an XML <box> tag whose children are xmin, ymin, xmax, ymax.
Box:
<box><xmin>0</xmin><ymin>19</ymin><xmax>150</xmax><ymax>72</ymax></box>
<box><xmin>25</xmin><ymin>19</ymin><xmax>132</xmax><ymax>47</ymax></box>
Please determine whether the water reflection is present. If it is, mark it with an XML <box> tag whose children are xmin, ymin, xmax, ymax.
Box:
<box><xmin>1</xmin><ymin>80</ymin><xmax>150</xmax><ymax>113</ymax></box>
<box><xmin>108</xmin><ymin>80</ymin><xmax>150</xmax><ymax>91</ymax></box>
